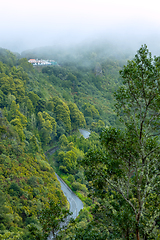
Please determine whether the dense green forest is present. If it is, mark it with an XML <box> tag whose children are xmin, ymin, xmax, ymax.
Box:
<box><xmin>21</xmin><ymin>42</ymin><xmax>133</xmax><ymax>128</ymax></box>
<box><xmin>0</xmin><ymin>44</ymin><xmax>160</xmax><ymax>239</ymax></box>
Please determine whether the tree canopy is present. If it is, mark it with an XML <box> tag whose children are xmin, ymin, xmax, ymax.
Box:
<box><xmin>81</xmin><ymin>45</ymin><xmax>160</xmax><ymax>240</ymax></box>
<box><xmin>1</xmin><ymin>44</ymin><xmax>160</xmax><ymax>239</ymax></box>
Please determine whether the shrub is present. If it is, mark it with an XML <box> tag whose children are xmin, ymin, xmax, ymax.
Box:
<box><xmin>67</xmin><ymin>175</ymin><xmax>75</xmax><ymax>183</ymax></box>
<box><xmin>72</xmin><ymin>182</ymin><xmax>82</xmax><ymax>191</ymax></box>
<box><xmin>9</xmin><ymin>182</ymin><xmax>23</xmax><ymax>197</ymax></box>
<box><xmin>59</xmin><ymin>165</ymin><xmax>68</xmax><ymax>173</ymax></box>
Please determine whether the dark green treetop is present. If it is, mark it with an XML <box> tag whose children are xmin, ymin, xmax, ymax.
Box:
<box><xmin>81</xmin><ymin>45</ymin><xmax>160</xmax><ymax>240</ymax></box>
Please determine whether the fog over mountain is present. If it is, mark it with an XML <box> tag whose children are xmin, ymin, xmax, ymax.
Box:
<box><xmin>1</xmin><ymin>0</ymin><xmax>160</xmax><ymax>54</ymax></box>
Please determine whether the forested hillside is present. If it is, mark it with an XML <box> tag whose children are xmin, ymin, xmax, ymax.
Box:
<box><xmin>0</xmin><ymin>45</ymin><xmax>125</xmax><ymax>239</ymax></box>
<box><xmin>1</xmin><ymin>44</ymin><xmax>159</xmax><ymax>239</ymax></box>
<box><xmin>0</xmin><ymin>49</ymin><xmax>72</xmax><ymax>239</ymax></box>
<box><xmin>21</xmin><ymin>42</ymin><xmax>130</xmax><ymax>128</ymax></box>
<box><xmin>0</xmin><ymin>44</ymin><xmax>127</xmax><ymax>239</ymax></box>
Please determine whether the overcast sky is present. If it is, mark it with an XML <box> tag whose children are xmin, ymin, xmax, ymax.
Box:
<box><xmin>1</xmin><ymin>0</ymin><xmax>160</xmax><ymax>54</ymax></box>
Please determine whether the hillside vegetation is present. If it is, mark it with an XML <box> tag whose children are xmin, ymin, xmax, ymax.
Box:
<box><xmin>0</xmin><ymin>44</ymin><xmax>126</xmax><ymax>239</ymax></box>
<box><xmin>0</xmin><ymin>50</ymin><xmax>72</xmax><ymax>238</ymax></box>
<box><xmin>21</xmin><ymin>42</ymin><xmax>130</xmax><ymax>128</ymax></box>
<box><xmin>1</xmin><ymin>44</ymin><xmax>158</xmax><ymax>239</ymax></box>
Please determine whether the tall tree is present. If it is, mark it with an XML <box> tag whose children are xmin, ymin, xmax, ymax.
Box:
<box><xmin>37</xmin><ymin>111</ymin><xmax>56</xmax><ymax>145</ymax></box>
<box><xmin>55</xmin><ymin>102</ymin><xmax>71</xmax><ymax>132</ymax></box>
<box><xmin>81</xmin><ymin>45</ymin><xmax>160</xmax><ymax>239</ymax></box>
<box><xmin>39</xmin><ymin>200</ymin><xmax>70</xmax><ymax>239</ymax></box>
<box><xmin>68</xmin><ymin>102</ymin><xmax>86</xmax><ymax>130</ymax></box>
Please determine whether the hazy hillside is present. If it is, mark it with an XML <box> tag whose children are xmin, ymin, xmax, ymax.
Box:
<box><xmin>21</xmin><ymin>42</ymin><xmax>131</xmax><ymax>128</ymax></box>
<box><xmin>0</xmin><ymin>45</ymin><xmax>126</xmax><ymax>238</ymax></box>
<box><xmin>2</xmin><ymin>45</ymin><xmax>159</xmax><ymax>239</ymax></box>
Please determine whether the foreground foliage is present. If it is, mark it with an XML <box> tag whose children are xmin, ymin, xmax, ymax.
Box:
<box><xmin>80</xmin><ymin>45</ymin><xmax>160</xmax><ymax>239</ymax></box>
<box><xmin>39</xmin><ymin>200</ymin><xmax>70</xmax><ymax>239</ymax></box>
<box><xmin>1</xmin><ymin>44</ymin><xmax>160</xmax><ymax>239</ymax></box>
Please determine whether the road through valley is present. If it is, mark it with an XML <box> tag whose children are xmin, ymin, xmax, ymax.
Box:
<box><xmin>47</xmin><ymin>129</ymin><xmax>90</xmax><ymax>239</ymax></box>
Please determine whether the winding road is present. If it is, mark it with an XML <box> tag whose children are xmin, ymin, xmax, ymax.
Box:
<box><xmin>55</xmin><ymin>173</ymin><xmax>83</xmax><ymax>219</ymax></box>
<box><xmin>47</xmin><ymin>129</ymin><xmax>90</xmax><ymax>239</ymax></box>
<box><xmin>79</xmin><ymin>129</ymin><xmax>90</xmax><ymax>139</ymax></box>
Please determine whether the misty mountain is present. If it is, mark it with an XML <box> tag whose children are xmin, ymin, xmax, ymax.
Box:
<box><xmin>21</xmin><ymin>40</ymin><xmax>134</xmax><ymax>67</ymax></box>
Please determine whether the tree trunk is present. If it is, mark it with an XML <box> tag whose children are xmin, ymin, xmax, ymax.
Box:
<box><xmin>126</xmin><ymin>227</ymin><xmax>130</xmax><ymax>240</ymax></box>
<box><xmin>136</xmin><ymin>228</ymin><xmax>140</xmax><ymax>240</ymax></box>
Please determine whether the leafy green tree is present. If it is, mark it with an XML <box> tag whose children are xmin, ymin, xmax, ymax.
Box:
<box><xmin>56</xmin><ymin>121</ymin><xmax>66</xmax><ymax>139</ymax></box>
<box><xmin>36</xmin><ymin>99</ymin><xmax>46</xmax><ymax>113</ymax></box>
<box><xmin>42</xmin><ymin>111</ymin><xmax>57</xmax><ymax>136</ymax></box>
<box><xmin>7</xmin><ymin>94</ymin><xmax>16</xmax><ymax>108</ymax></box>
<box><xmin>59</xmin><ymin>134</ymin><xmax>69</xmax><ymax>147</ymax></box>
<box><xmin>18</xmin><ymin>58</ymin><xmax>34</xmax><ymax>73</ymax></box>
<box><xmin>28</xmin><ymin>91</ymin><xmax>39</xmax><ymax>108</ymax></box>
<box><xmin>21</xmin><ymin>96</ymin><xmax>35</xmax><ymax>117</ymax></box>
<box><xmin>71</xmin><ymin>222</ymin><xmax>109</xmax><ymax>240</ymax></box>
<box><xmin>68</xmin><ymin>102</ymin><xmax>86</xmax><ymax>130</ymax></box>
<box><xmin>58</xmin><ymin>149</ymin><xmax>77</xmax><ymax>174</ymax></box>
<box><xmin>9</xmin><ymin>182</ymin><xmax>23</xmax><ymax>197</ymax></box>
<box><xmin>0</xmin><ymin>61</ymin><xmax>7</xmax><ymax>73</ymax></box>
<box><xmin>0</xmin><ymin>90</ymin><xmax>5</xmax><ymax>108</ymax></box>
<box><xmin>29</xmin><ymin>135</ymin><xmax>39</xmax><ymax>153</ymax></box>
<box><xmin>0</xmin><ymin>191</ymin><xmax>10</xmax><ymax>228</ymax></box>
<box><xmin>81</xmin><ymin>45</ymin><xmax>160</xmax><ymax>240</ymax></box>
<box><xmin>25</xmin><ymin>223</ymin><xmax>42</xmax><ymax>240</ymax></box>
<box><xmin>8</xmin><ymin>100</ymin><xmax>27</xmax><ymax>128</ymax></box>
<box><xmin>39</xmin><ymin>200</ymin><xmax>70</xmax><ymax>239</ymax></box>
<box><xmin>10</xmin><ymin>118</ymin><xmax>25</xmax><ymax>141</ymax></box>
<box><xmin>55</xmin><ymin>101</ymin><xmax>71</xmax><ymax>132</ymax></box>
<box><xmin>0</xmin><ymin>48</ymin><xmax>17</xmax><ymax>66</ymax></box>
<box><xmin>57</xmin><ymin>151</ymin><xmax>66</xmax><ymax>165</ymax></box>
<box><xmin>0</xmin><ymin>75</ymin><xmax>16</xmax><ymax>96</ymax></box>
<box><xmin>37</xmin><ymin>111</ymin><xmax>56</xmax><ymax>145</ymax></box>
<box><xmin>66</xmin><ymin>72</ymin><xmax>77</xmax><ymax>82</ymax></box>
<box><xmin>67</xmin><ymin>175</ymin><xmax>75</xmax><ymax>184</ymax></box>
<box><xmin>46</xmin><ymin>100</ymin><xmax>55</xmax><ymax>112</ymax></box>
<box><xmin>63</xmin><ymin>150</ymin><xmax>77</xmax><ymax>173</ymax></box>
<box><xmin>11</xmin><ymin>66</ymin><xmax>29</xmax><ymax>83</ymax></box>
<box><xmin>91</xmin><ymin>120</ymin><xmax>105</xmax><ymax>133</ymax></box>
<box><xmin>52</xmin><ymin>96</ymin><xmax>62</xmax><ymax>106</ymax></box>
<box><xmin>0</xmin><ymin>231</ymin><xmax>23</xmax><ymax>240</ymax></box>
<box><xmin>12</xmin><ymin>78</ymin><xmax>25</xmax><ymax>103</ymax></box>
<box><xmin>82</xmin><ymin>103</ymin><xmax>99</xmax><ymax>119</ymax></box>
<box><xmin>8</xmin><ymin>100</ymin><xmax>18</xmax><ymax>120</ymax></box>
